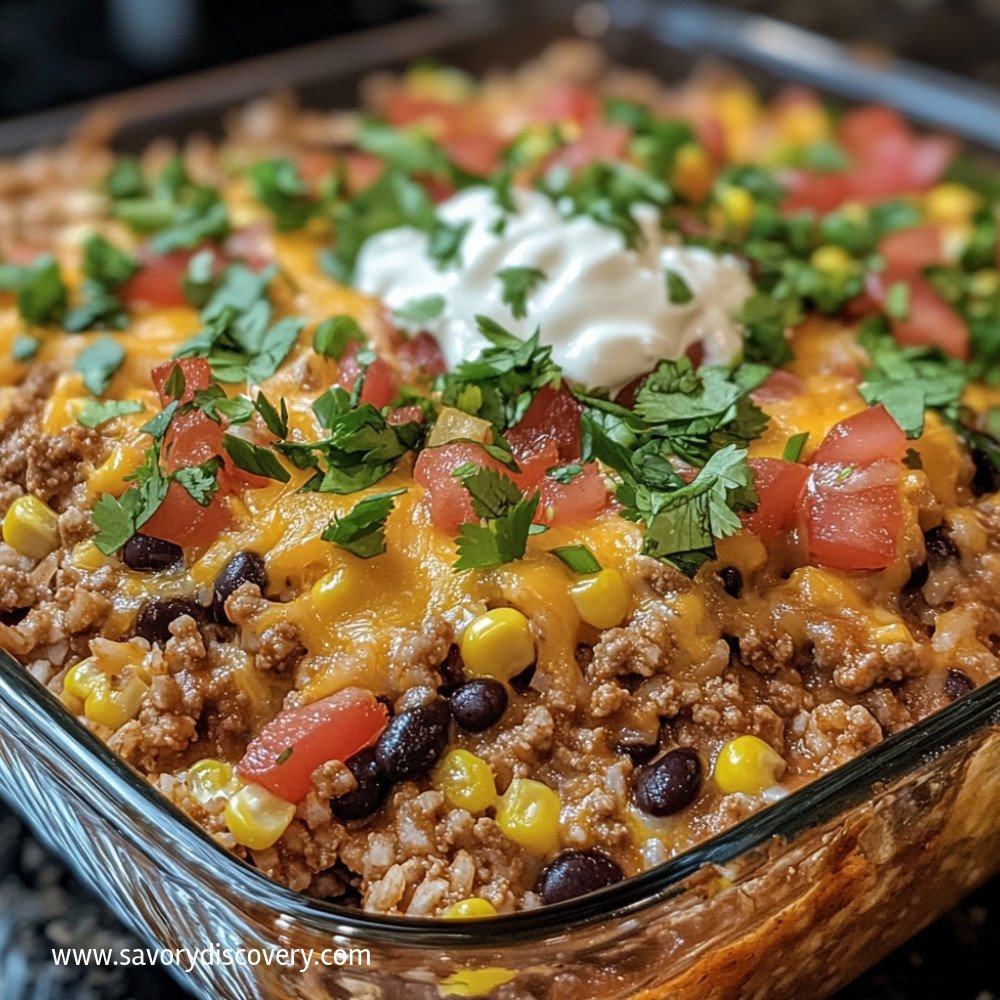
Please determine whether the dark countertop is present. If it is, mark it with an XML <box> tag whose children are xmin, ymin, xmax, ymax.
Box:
<box><xmin>1</xmin><ymin>801</ymin><xmax>998</xmax><ymax>1000</ymax></box>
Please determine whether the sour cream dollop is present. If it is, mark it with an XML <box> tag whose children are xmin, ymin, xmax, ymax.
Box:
<box><xmin>355</xmin><ymin>186</ymin><xmax>753</xmax><ymax>390</ymax></box>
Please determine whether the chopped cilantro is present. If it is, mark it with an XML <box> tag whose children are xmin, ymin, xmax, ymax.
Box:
<box><xmin>74</xmin><ymin>336</ymin><xmax>125</xmax><ymax>396</ymax></box>
<box><xmin>665</xmin><ymin>269</ymin><xmax>694</xmax><ymax>305</ymax></box>
<box><xmin>321</xmin><ymin>488</ymin><xmax>406</xmax><ymax>558</ymax></box>
<box><xmin>546</xmin><ymin>462</ymin><xmax>583</xmax><ymax>484</ymax></box>
<box><xmin>550</xmin><ymin>544</ymin><xmax>601</xmax><ymax>574</ymax></box>
<box><xmin>313</xmin><ymin>315</ymin><xmax>365</xmax><ymax>360</ymax></box>
<box><xmin>356</xmin><ymin>119</ymin><xmax>451</xmax><ymax>176</ymax></box>
<box><xmin>76</xmin><ymin>398</ymin><xmax>144</xmax><ymax>429</ymax></box>
<box><xmin>782</xmin><ymin>431</ymin><xmax>809</xmax><ymax>463</ymax></box>
<box><xmin>172</xmin><ymin>457</ymin><xmax>222</xmax><ymax>506</ymax></box>
<box><xmin>252</xmin><ymin>390</ymin><xmax>289</xmax><ymax>439</ymax></box>
<box><xmin>453</xmin><ymin>464</ymin><xmax>540</xmax><ymax>571</ymax></box>
<box><xmin>0</xmin><ymin>256</ymin><xmax>68</xmax><ymax>327</ymax></box>
<box><xmin>91</xmin><ymin>447</ymin><xmax>168</xmax><ymax>554</ymax></box>
<box><xmin>182</xmin><ymin>249</ymin><xmax>218</xmax><ymax>307</ymax></box>
<box><xmin>438</xmin><ymin>315</ymin><xmax>560</xmax><ymax>432</ymax></box>
<box><xmin>222</xmin><ymin>433</ymin><xmax>290</xmax><ymax>482</ymax></box>
<box><xmin>427</xmin><ymin>218</ymin><xmax>470</xmax><ymax>270</ymax></box>
<box><xmin>393</xmin><ymin>295</ymin><xmax>445</xmax><ymax>325</ymax></box>
<box><xmin>81</xmin><ymin>234</ymin><xmax>137</xmax><ymax>288</ymax></box>
<box><xmin>497</xmin><ymin>266</ymin><xmax>546</xmax><ymax>320</ymax></box>
<box><xmin>621</xmin><ymin>445</ymin><xmax>757</xmax><ymax>574</ymax></box>
<box><xmin>248</xmin><ymin>158</ymin><xmax>318</xmax><ymax>232</ymax></box>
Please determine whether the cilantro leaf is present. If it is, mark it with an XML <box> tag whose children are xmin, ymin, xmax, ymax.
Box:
<box><xmin>427</xmin><ymin>218</ymin><xmax>470</xmax><ymax>270</ymax></box>
<box><xmin>550</xmin><ymin>544</ymin><xmax>601</xmax><ymax>574</ymax></box>
<box><xmin>74</xmin><ymin>336</ymin><xmax>125</xmax><ymax>396</ymax></box>
<box><xmin>630</xmin><ymin>445</ymin><xmax>757</xmax><ymax>574</ymax></box>
<box><xmin>453</xmin><ymin>463</ymin><xmax>522</xmax><ymax>519</ymax></box>
<box><xmin>222</xmin><ymin>433</ymin><xmax>290</xmax><ymax>482</ymax></box>
<box><xmin>394</xmin><ymin>295</ymin><xmax>445</xmax><ymax>325</ymax></box>
<box><xmin>91</xmin><ymin>491</ymin><xmax>142</xmax><ymax>555</ymax></box>
<box><xmin>0</xmin><ymin>256</ymin><xmax>68</xmax><ymax>327</ymax></box>
<box><xmin>546</xmin><ymin>462</ymin><xmax>583</xmax><ymax>484</ymax></box>
<box><xmin>76</xmin><ymin>398</ymin><xmax>144</xmax><ymax>429</ymax></box>
<box><xmin>253</xmin><ymin>391</ymin><xmax>289</xmax><ymax>438</ymax></box>
<box><xmin>81</xmin><ymin>234</ymin><xmax>137</xmax><ymax>288</ymax></box>
<box><xmin>782</xmin><ymin>431</ymin><xmax>809</xmax><ymax>463</ymax></box>
<box><xmin>172</xmin><ymin>457</ymin><xmax>222</xmax><ymax>506</ymax></box>
<box><xmin>497</xmin><ymin>266</ymin><xmax>546</xmax><ymax>320</ymax></box>
<box><xmin>321</xmin><ymin>488</ymin><xmax>406</xmax><ymax>558</ymax></box>
<box><xmin>454</xmin><ymin>491</ymin><xmax>540</xmax><ymax>570</ymax></box>
<box><xmin>313</xmin><ymin>315</ymin><xmax>365</xmax><ymax>360</ymax></box>
<box><xmin>248</xmin><ymin>158</ymin><xmax>318</xmax><ymax>232</ymax></box>
<box><xmin>438</xmin><ymin>315</ymin><xmax>561</xmax><ymax>431</ymax></box>
<box><xmin>665</xmin><ymin>269</ymin><xmax>694</xmax><ymax>305</ymax></box>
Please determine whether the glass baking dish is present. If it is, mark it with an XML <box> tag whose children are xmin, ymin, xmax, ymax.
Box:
<box><xmin>3</xmin><ymin>2</ymin><xmax>1000</xmax><ymax>997</ymax></box>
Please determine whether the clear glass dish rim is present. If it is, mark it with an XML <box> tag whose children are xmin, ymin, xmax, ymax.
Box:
<box><xmin>3</xmin><ymin>647</ymin><xmax>1000</xmax><ymax>950</ymax></box>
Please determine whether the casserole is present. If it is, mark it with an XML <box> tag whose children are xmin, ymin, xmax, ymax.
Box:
<box><xmin>3</xmin><ymin>0</ymin><xmax>1000</xmax><ymax>996</ymax></box>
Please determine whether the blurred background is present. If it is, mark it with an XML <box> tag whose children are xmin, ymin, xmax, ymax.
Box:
<box><xmin>1</xmin><ymin>1</ymin><xmax>1000</xmax><ymax>999</ymax></box>
<box><xmin>1</xmin><ymin>0</ymin><xmax>1000</xmax><ymax>120</ymax></box>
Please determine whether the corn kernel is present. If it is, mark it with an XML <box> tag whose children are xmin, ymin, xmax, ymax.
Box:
<box><xmin>810</xmin><ymin>244</ymin><xmax>856</xmax><ymax>280</ymax></box>
<box><xmin>3</xmin><ymin>495</ymin><xmax>59</xmax><ymax>559</ymax></box>
<box><xmin>88</xmin><ymin>442</ymin><xmax>145</xmax><ymax>498</ymax></box>
<box><xmin>442</xmin><ymin>897</ymin><xmax>498</xmax><ymax>919</ymax></box>
<box><xmin>459</xmin><ymin>608</ymin><xmax>535</xmax><ymax>683</ymax></box>
<box><xmin>433</xmin><ymin>750</ymin><xmax>497</xmax><ymax>814</ymax></box>
<box><xmin>714</xmin><ymin>185</ymin><xmax>755</xmax><ymax>229</ymax></box>
<box><xmin>925</xmin><ymin>183</ymin><xmax>981</xmax><ymax>226</ymax></box>
<box><xmin>426</xmin><ymin>407</ymin><xmax>493</xmax><ymax>447</ymax></box>
<box><xmin>84</xmin><ymin>672</ymin><xmax>150</xmax><ymax>729</ymax></box>
<box><xmin>671</xmin><ymin>143</ymin><xmax>714</xmax><ymax>203</ymax></box>
<box><xmin>713</xmin><ymin>735</ymin><xmax>785</xmax><ymax>795</ymax></box>
<box><xmin>225</xmin><ymin>783</ymin><xmax>296</xmax><ymax>851</ymax></box>
<box><xmin>59</xmin><ymin>688</ymin><xmax>84</xmax><ymax>714</ymax></box>
<box><xmin>439</xmin><ymin>967</ymin><xmax>516</xmax><ymax>997</ymax></box>
<box><xmin>777</xmin><ymin>102</ymin><xmax>829</xmax><ymax>146</ymax></box>
<box><xmin>970</xmin><ymin>268</ymin><xmax>1000</xmax><ymax>298</ymax></box>
<box><xmin>569</xmin><ymin>568</ymin><xmax>630</xmax><ymax>629</ymax></box>
<box><xmin>496</xmin><ymin>778</ymin><xmax>561</xmax><ymax>855</ymax></box>
<box><xmin>63</xmin><ymin>657</ymin><xmax>104</xmax><ymax>700</ymax></box>
<box><xmin>71</xmin><ymin>540</ymin><xmax>107</xmax><ymax>571</ymax></box>
<box><xmin>188</xmin><ymin>758</ymin><xmax>235</xmax><ymax>804</ymax></box>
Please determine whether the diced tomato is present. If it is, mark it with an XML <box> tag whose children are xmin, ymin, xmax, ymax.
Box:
<box><xmin>342</xmin><ymin>151</ymin><xmax>384</xmax><ymax>194</ymax></box>
<box><xmin>382</xmin><ymin>92</ymin><xmax>457</xmax><ymax>128</ymax></box>
<box><xmin>696</xmin><ymin>117</ymin><xmax>728</xmax><ymax>165</ymax></box>
<box><xmin>544</xmin><ymin>124</ymin><xmax>631</xmax><ymax>173</ymax></box>
<box><xmin>140</xmin><ymin>479</ymin><xmax>233</xmax><ymax>549</ymax></box>
<box><xmin>811</xmin><ymin>405</ymin><xmax>907</xmax><ymax>466</ymax></box>
<box><xmin>536</xmin><ymin>84</ymin><xmax>601</xmax><ymax>125</ymax></box>
<box><xmin>414</xmin><ymin>442</ymin><xmax>501</xmax><ymax>532</ymax></box>
<box><xmin>506</xmin><ymin>385</ymin><xmax>583</xmax><ymax>464</ymax></box>
<box><xmin>397</xmin><ymin>331</ymin><xmax>447</xmax><ymax>380</ymax></box>
<box><xmin>238</xmin><ymin>688</ymin><xmax>389</xmax><ymax>803</ymax></box>
<box><xmin>805</xmin><ymin>460</ymin><xmax>902</xmax><ymax>571</ymax></box>
<box><xmin>782</xmin><ymin>106</ymin><xmax>955</xmax><ymax>214</ymax></box>
<box><xmin>442</xmin><ymin>134</ymin><xmax>507</xmax><ymax>177</ymax></box>
<box><xmin>387</xmin><ymin>404</ymin><xmax>426</xmax><ymax>427</ymax></box>
<box><xmin>865</xmin><ymin>266</ymin><xmax>969</xmax><ymax>360</ymax></box>
<box><xmin>879</xmin><ymin>224</ymin><xmax>947</xmax><ymax>271</ymax></box>
<box><xmin>162</xmin><ymin>410</ymin><xmax>224</xmax><ymax>471</ymax></box>
<box><xmin>152</xmin><ymin>358</ymin><xmax>212</xmax><ymax>406</ymax></box>
<box><xmin>613</xmin><ymin>372</ymin><xmax>651</xmax><ymax>410</ymax></box>
<box><xmin>120</xmin><ymin>247</ymin><xmax>215</xmax><ymax>309</ymax></box>
<box><xmin>336</xmin><ymin>341</ymin><xmax>400</xmax><ymax>409</ymax></box>
<box><xmin>742</xmin><ymin>458</ymin><xmax>809</xmax><ymax>537</ymax></box>
<box><xmin>537</xmin><ymin>462</ymin><xmax>608</xmax><ymax>526</ymax></box>
<box><xmin>750</xmin><ymin>369</ymin><xmax>805</xmax><ymax>405</ymax></box>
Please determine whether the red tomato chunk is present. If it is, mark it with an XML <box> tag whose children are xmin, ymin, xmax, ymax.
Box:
<box><xmin>238</xmin><ymin>688</ymin><xmax>389</xmax><ymax>803</ymax></box>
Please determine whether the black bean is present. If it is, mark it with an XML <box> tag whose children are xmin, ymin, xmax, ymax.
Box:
<box><xmin>375</xmin><ymin>698</ymin><xmax>451</xmax><ymax>782</ymax></box>
<box><xmin>437</xmin><ymin>645</ymin><xmax>466</xmax><ymax>690</ymax></box>
<box><xmin>944</xmin><ymin>668</ymin><xmax>975</xmax><ymax>701</ymax></box>
<box><xmin>537</xmin><ymin>850</ymin><xmax>625</xmax><ymax>905</ymax></box>
<box><xmin>971</xmin><ymin>447</ymin><xmax>1000</xmax><ymax>497</ymax></box>
<box><xmin>330</xmin><ymin>748</ymin><xmax>389</xmax><ymax>822</ymax></box>
<box><xmin>509</xmin><ymin>663</ymin><xmax>536</xmax><ymax>692</ymax></box>
<box><xmin>211</xmin><ymin>551</ymin><xmax>267</xmax><ymax>623</ymax></box>
<box><xmin>449</xmin><ymin>679</ymin><xmax>508</xmax><ymax>732</ymax></box>
<box><xmin>924</xmin><ymin>526</ymin><xmax>959</xmax><ymax>564</ymax></box>
<box><xmin>632</xmin><ymin>747</ymin><xmax>702</xmax><ymax>817</ymax></box>
<box><xmin>904</xmin><ymin>562</ymin><xmax>929</xmax><ymax>591</ymax></box>
<box><xmin>375</xmin><ymin>695</ymin><xmax>396</xmax><ymax>719</ymax></box>
<box><xmin>121</xmin><ymin>534</ymin><xmax>182</xmax><ymax>571</ymax></box>
<box><xmin>614</xmin><ymin>736</ymin><xmax>659</xmax><ymax>765</ymax></box>
<box><xmin>718</xmin><ymin>566</ymin><xmax>742</xmax><ymax>598</ymax></box>
<box><xmin>133</xmin><ymin>598</ymin><xmax>205</xmax><ymax>645</ymax></box>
